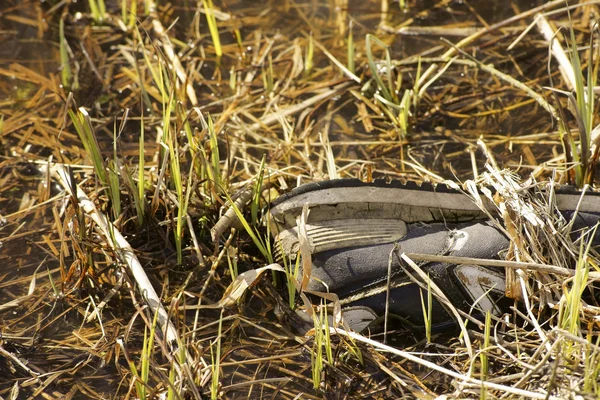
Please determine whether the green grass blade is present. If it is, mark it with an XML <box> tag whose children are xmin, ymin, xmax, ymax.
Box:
<box><xmin>365</xmin><ymin>34</ymin><xmax>393</xmax><ymax>103</ymax></box>
<box><xmin>223</xmin><ymin>189</ymin><xmax>273</xmax><ymax>264</ymax></box>
<box><xmin>251</xmin><ymin>155</ymin><xmax>266</xmax><ymax>226</ymax></box>
<box><xmin>138</xmin><ymin>105</ymin><xmax>146</xmax><ymax>222</ymax></box>
<box><xmin>347</xmin><ymin>21</ymin><xmax>355</xmax><ymax>74</ymax></box>
<box><xmin>211</xmin><ymin>309</ymin><xmax>224</xmax><ymax>400</ymax></box>
<box><xmin>68</xmin><ymin>107</ymin><xmax>108</xmax><ymax>186</ymax></box>
<box><xmin>305</xmin><ymin>33</ymin><xmax>314</xmax><ymax>74</ymax></box>
<box><xmin>59</xmin><ymin>18</ymin><xmax>73</xmax><ymax>89</ymax></box>
<box><xmin>203</xmin><ymin>0</ymin><xmax>222</xmax><ymax>57</ymax></box>
<box><xmin>207</xmin><ymin>115</ymin><xmax>221</xmax><ymax>190</ymax></box>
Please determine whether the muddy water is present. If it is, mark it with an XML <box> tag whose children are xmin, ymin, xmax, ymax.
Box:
<box><xmin>0</xmin><ymin>0</ymin><xmax>564</xmax><ymax>397</ymax></box>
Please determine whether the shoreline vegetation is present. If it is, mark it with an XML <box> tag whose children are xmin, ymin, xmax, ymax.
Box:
<box><xmin>1</xmin><ymin>0</ymin><xmax>600</xmax><ymax>398</ymax></box>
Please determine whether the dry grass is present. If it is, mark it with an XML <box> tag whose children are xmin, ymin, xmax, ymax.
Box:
<box><xmin>1</xmin><ymin>0</ymin><xmax>600</xmax><ymax>398</ymax></box>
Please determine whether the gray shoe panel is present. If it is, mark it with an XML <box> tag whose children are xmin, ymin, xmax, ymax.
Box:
<box><xmin>308</xmin><ymin>221</ymin><xmax>509</xmax><ymax>295</ymax></box>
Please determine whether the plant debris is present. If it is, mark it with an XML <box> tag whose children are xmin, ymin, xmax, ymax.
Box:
<box><xmin>1</xmin><ymin>0</ymin><xmax>600</xmax><ymax>398</ymax></box>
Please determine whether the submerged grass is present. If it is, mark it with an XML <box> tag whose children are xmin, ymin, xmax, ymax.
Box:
<box><xmin>88</xmin><ymin>0</ymin><xmax>106</xmax><ymax>23</ymax></box>
<box><xmin>2</xmin><ymin>0</ymin><xmax>600</xmax><ymax>399</ymax></box>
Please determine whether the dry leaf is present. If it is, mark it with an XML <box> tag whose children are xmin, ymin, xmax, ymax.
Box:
<box><xmin>188</xmin><ymin>264</ymin><xmax>285</xmax><ymax>309</ymax></box>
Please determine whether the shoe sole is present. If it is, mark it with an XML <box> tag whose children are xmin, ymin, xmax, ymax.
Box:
<box><xmin>270</xmin><ymin>179</ymin><xmax>600</xmax><ymax>257</ymax></box>
<box><xmin>271</xmin><ymin>179</ymin><xmax>600</xmax><ymax>218</ymax></box>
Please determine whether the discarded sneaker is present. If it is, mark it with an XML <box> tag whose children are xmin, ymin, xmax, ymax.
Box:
<box><xmin>269</xmin><ymin>179</ymin><xmax>600</xmax><ymax>332</ymax></box>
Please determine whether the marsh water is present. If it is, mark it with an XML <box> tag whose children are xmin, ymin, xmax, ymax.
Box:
<box><xmin>0</xmin><ymin>0</ymin><xmax>583</xmax><ymax>398</ymax></box>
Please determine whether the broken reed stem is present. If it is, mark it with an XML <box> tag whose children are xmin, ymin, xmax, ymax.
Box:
<box><xmin>403</xmin><ymin>253</ymin><xmax>598</xmax><ymax>278</ymax></box>
<box><xmin>535</xmin><ymin>13</ymin><xmax>576</xmax><ymax>91</ymax></box>
<box><xmin>400</xmin><ymin>252</ymin><xmax>474</xmax><ymax>358</ymax></box>
<box><xmin>211</xmin><ymin>187</ymin><xmax>253</xmax><ymax>241</ymax></box>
